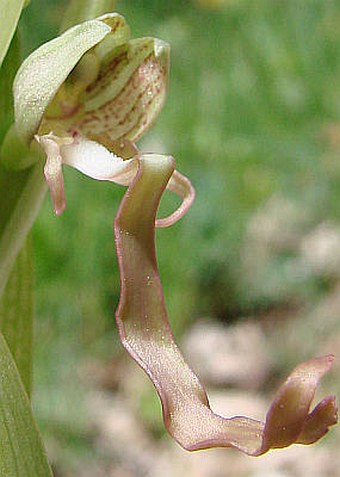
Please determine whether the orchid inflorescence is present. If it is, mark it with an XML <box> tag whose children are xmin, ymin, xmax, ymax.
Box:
<box><xmin>8</xmin><ymin>12</ymin><xmax>337</xmax><ymax>456</ymax></box>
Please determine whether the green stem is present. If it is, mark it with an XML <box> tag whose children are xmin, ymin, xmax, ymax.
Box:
<box><xmin>0</xmin><ymin>235</ymin><xmax>34</xmax><ymax>396</ymax></box>
<box><xmin>0</xmin><ymin>163</ymin><xmax>47</xmax><ymax>298</ymax></box>
<box><xmin>0</xmin><ymin>17</ymin><xmax>43</xmax><ymax>397</ymax></box>
<box><xmin>0</xmin><ymin>161</ymin><xmax>45</xmax><ymax>392</ymax></box>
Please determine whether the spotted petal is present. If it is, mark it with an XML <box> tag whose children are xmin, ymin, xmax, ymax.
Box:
<box><xmin>76</xmin><ymin>37</ymin><xmax>169</xmax><ymax>144</ymax></box>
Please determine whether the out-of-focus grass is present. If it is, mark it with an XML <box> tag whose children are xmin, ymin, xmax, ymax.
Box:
<box><xmin>17</xmin><ymin>0</ymin><xmax>340</xmax><ymax>470</ymax></box>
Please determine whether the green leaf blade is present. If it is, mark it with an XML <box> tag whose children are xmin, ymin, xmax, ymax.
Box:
<box><xmin>0</xmin><ymin>333</ymin><xmax>52</xmax><ymax>476</ymax></box>
<box><xmin>0</xmin><ymin>0</ymin><xmax>25</xmax><ymax>67</ymax></box>
<box><xmin>0</xmin><ymin>32</ymin><xmax>20</xmax><ymax>145</ymax></box>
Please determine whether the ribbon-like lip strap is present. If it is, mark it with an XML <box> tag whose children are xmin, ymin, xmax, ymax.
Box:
<box><xmin>114</xmin><ymin>156</ymin><xmax>337</xmax><ymax>456</ymax></box>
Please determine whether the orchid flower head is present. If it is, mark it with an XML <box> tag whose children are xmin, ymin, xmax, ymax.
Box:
<box><xmin>9</xmin><ymin>10</ymin><xmax>337</xmax><ymax>458</ymax></box>
<box><xmin>13</xmin><ymin>13</ymin><xmax>194</xmax><ymax>222</ymax></box>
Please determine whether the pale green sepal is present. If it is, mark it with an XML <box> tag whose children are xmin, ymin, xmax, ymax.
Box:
<box><xmin>14</xmin><ymin>18</ymin><xmax>111</xmax><ymax>145</ymax></box>
<box><xmin>0</xmin><ymin>236</ymin><xmax>34</xmax><ymax>397</ymax></box>
<box><xmin>0</xmin><ymin>0</ymin><xmax>25</xmax><ymax>67</ymax></box>
<box><xmin>0</xmin><ymin>333</ymin><xmax>53</xmax><ymax>476</ymax></box>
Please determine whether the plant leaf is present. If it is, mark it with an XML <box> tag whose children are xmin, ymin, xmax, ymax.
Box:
<box><xmin>0</xmin><ymin>333</ymin><xmax>52</xmax><ymax>476</ymax></box>
<box><xmin>0</xmin><ymin>0</ymin><xmax>25</xmax><ymax>68</ymax></box>
<box><xmin>114</xmin><ymin>155</ymin><xmax>337</xmax><ymax>455</ymax></box>
<box><xmin>0</xmin><ymin>235</ymin><xmax>34</xmax><ymax>396</ymax></box>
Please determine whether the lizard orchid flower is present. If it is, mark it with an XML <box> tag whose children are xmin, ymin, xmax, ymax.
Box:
<box><xmin>11</xmin><ymin>13</ymin><xmax>194</xmax><ymax>224</ymax></box>
<box><xmin>9</xmin><ymin>12</ymin><xmax>337</xmax><ymax>456</ymax></box>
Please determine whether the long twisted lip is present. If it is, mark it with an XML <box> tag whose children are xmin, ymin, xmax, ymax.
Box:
<box><xmin>113</xmin><ymin>156</ymin><xmax>337</xmax><ymax>456</ymax></box>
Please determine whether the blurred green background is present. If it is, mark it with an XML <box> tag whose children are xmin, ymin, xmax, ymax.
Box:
<box><xmin>17</xmin><ymin>0</ymin><xmax>340</xmax><ymax>475</ymax></box>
